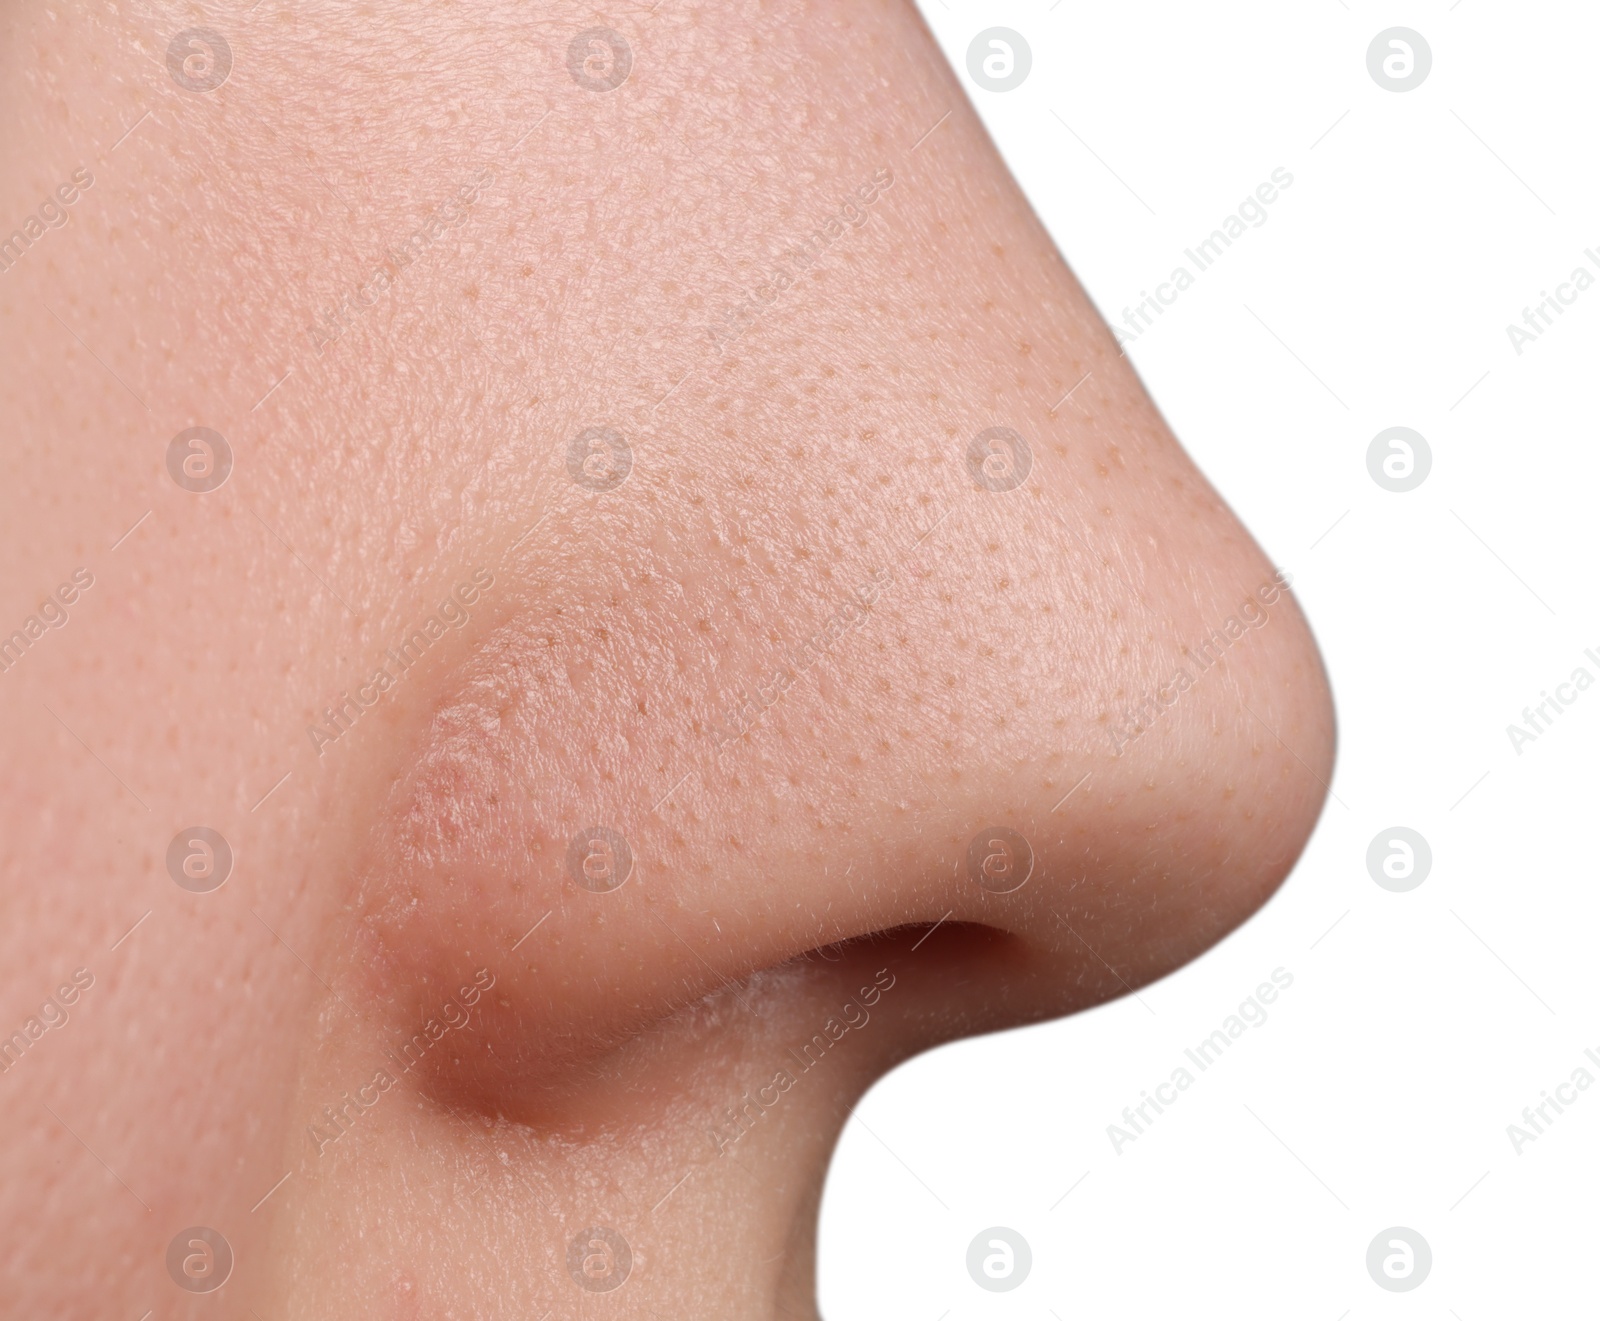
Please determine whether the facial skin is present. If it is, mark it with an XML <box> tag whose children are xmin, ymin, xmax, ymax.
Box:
<box><xmin>0</xmin><ymin>2</ymin><xmax>1334</xmax><ymax>1318</ymax></box>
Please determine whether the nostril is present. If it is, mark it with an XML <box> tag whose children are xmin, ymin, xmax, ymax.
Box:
<box><xmin>800</xmin><ymin>919</ymin><xmax>1007</xmax><ymax>964</ymax></box>
<box><xmin>361</xmin><ymin>917</ymin><xmax>1022</xmax><ymax>1133</ymax></box>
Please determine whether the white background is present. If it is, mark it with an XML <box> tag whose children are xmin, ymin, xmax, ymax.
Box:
<box><xmin>821</xmin><ymin>4</ymin><xmax>1600</xmax><ymax>1316</ymax></box>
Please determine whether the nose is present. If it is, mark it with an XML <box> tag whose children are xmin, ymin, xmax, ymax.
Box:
<box><xmin>290</xmin><ymin>360</ymin><xmax>1333</xmax><ymax>1315</ymax></box>
<box><xmin>351</xmin><ymin>434</ymin><xmax>1333</xmax><ymax>1109</ymax></box>
<box><xmin>262</xmin><ymin>28</ymin><xmax>1332</xmax><ymax>1313</ymax></box>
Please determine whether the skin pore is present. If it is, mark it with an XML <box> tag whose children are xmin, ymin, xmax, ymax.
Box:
<box><xmin>0</xmin><ymin>2</ymin><xmax>1334</xmax><ymax>1318</ymax></box>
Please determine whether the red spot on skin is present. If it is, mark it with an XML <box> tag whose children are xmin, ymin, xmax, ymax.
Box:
<box><xmin>391</xmin><ymin>1268</ymin><xmax>419</xmax><ymax>1320</ymax></box>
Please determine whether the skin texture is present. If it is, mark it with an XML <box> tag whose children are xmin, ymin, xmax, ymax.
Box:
<box><xmin>0</xmin><ymin>2</ymin><xmax>1334</xmax><ymax>1317</ymax></box>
